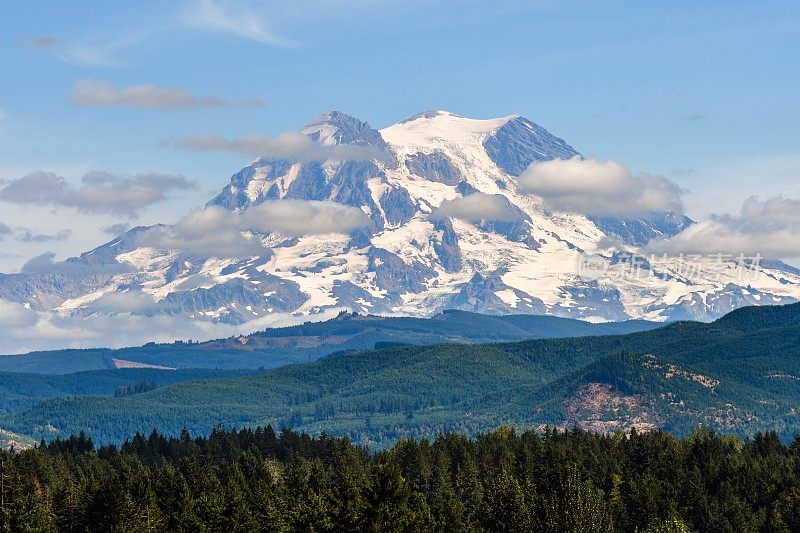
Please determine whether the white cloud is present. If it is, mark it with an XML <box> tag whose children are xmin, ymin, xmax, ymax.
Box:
<box><xmin>20</xmin><ymin>252</ymin><xmax>134</xmax><ymax>275</ymax></box>
<box><xmin>242</xmin><ymin>200</ymin><xmax>373</xmax><ymax>234</ymax></box>
<box><xmin>0</xmin><ymin>300</ymin><xmax>39</xmax><ymax>328</ymax></box>
<box><xmin>0</xmin><ymin>297</ymin><xmax>335</xmax><ymax>354</ymax></box>
<box><xmin>87</xmin><ymin>291</ymin><xmax>160</xmax><ymax>314</ymax></box>
<box><xmin>182</xmin><ymin>0</ymin><xmax>293</xmax><ymax>45</ymax></box>
<box><xmin>102</xmin><ymin>223</ymin><xmax>132</xmax><ymax>236</ymax></box>
<box><xmin>71</xmin><ymin>79</ymin><xmax>264</xmax><ymax>110</ymax></box>
<box><xmin>0</xmin><ymin>171</ymin><xmax>195</xmax><ymax>217</ymax></box>
<box><xmin>646</xmin><ymin>195</ymin><xmax>800</xmax><ymax>258</ymax></box>
<box><xmin>141</xmin><ymin>221</ymin><xmax>268</xmax><ymax>258</ymax></box>
<box><xmin>739</xmin><ymin>195</ymin><xmax>800</xmax><ymax>225</ymax></box>
<box><xmin>518</xmin><ymin>156</ymin><xmax>684</xmax><ymax>216</ymax></box>
<box><xmin>139</xmin><ymin>201</ymin><xmax>371</xmax><ymax>257</ymax></box>
<box><xmin>431</xmin><ymin>193</ymin><xmax>522</xmax><ymax>222</ymax></box>
<box><xmin>161</xmin><ymin>131</ymin><xmax>385</xmax><ymax>162</ymax></box>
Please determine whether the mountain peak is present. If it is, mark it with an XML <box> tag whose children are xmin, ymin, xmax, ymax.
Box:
<box><xmin>304</xmin><ymin>110</ymin><xmax>364</xmax><ymax>128</ymax></box>
<box><xmin>15</xmin><ymin>109</ymin><xmax>796</xmax><ymax>337</ymax></box>
<box><xmin>300</xmin><ymin>111</ymin><xmax>385</xmax><ymax>147</ymax></box>
<box><xmin>399</xmin><ymin>110</ymin><xmax>465</xmax><ymax>123</ymax></box>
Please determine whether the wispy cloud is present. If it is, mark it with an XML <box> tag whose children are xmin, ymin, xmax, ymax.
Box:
<box><xmin>646</xmin><ymin>195</ymin><xmax>800</xmax><ymax>258</ymax></box>
<box><xmin>0</xmin><ymin>296</ymin><xmax>324</xmax><ymax>354</ymax></box>
<box><xmin>29</xmin><ymin>1</ymin><xmax>293</xmax><ymax>67</ymax></box>
<box><xmin>54</xmin><ymin>30</ymin><xmax>155</xmax><ymax>67</ymax></box>
<box><xmin>519</xmin><ymin>157</ymin><xmax>684</xmax><ymax>216</ymax></box>
<box><xmin>0</xmin><ymin>171</ymin><xmax>196</xmax><ymax>217</ymax></box>
<box><xmin>671</xmin><ymin>167</ymin><xmax>696</xmax><ymax>176</ymax></box>
<box><xmin>162</xmin><ymin>132</ymin><xmax>385</xmax><ymax>161</ymax></box>
<box><xmin>87</xmin><ymin>291</ymin><xmax>161</xmax><ymax>314</ymax></box>
<box><xmin>181</xmin><ymin>0</ymin><xmax>294</xmax><ymax>45</ymax></box>
<box><xmin>0</xmin><ymin>223</ymin><xmax>72</xmax><ymax>243</ymax></box>
<box><xmin>102</xmin><ymin>223</ymin><xmax>132</xmax><ymax>236</ymax></box>
<box><xmin>20</xmin><ymin>252</ymin><xmax>134</xmax><ymax>276</ymax></box>
<box><xmin>431</xmin><ymin>193</ymin><xmax>523</xmax><ymax>222</ymax></box>
<box><xmin>139</xmin><ymin>201</ymin><xmax>371</xmax><ymax>257</ymax></box>
<box><xmin>71</xmin><ymin>79</ymin><xmax>264</xmax><ymax>110</ymax></box>
<box><xmin>15</xmin><ymin>229</ymin><xmax>72</xmax><ymax>243</ymax></box>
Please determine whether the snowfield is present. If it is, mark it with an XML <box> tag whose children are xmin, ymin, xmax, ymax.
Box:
<box><xmin>2</xmin><ymin>110</ymin><xmax>799</xmax><ymax>336</ymax></box>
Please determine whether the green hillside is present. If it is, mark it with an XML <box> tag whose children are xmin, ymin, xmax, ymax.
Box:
<box><xmin>0</xmin><ymin>368</ymin><xmax>256</xmax><ymax>416</ymax></box>
<box><xmin>7</xmin><ymin>304</ymin><xmax>799</xmax><ymax>445</ymax></box>
<box><xmin>0</xmin><ymin>310</ymin><xmax>659</xmax><ymax>374</ymax></box>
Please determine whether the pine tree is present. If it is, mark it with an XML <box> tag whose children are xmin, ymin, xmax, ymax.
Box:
<box><xmin>362</xmin><ymin>458</ymin><xmax>419</xmax><ymax>532</ymax></box>
<box><xmin>53</xmin><ymin>473</ymin><xmax>87</xmax><ymax>532</ymax></box>
<box><xmin>221</xmin><ymin>465</ymin><xmax>258</xmax><ymax>532</ymax></box>
<box><xmin>540</xmin><ymin>467</ymin><xmax>613</xmax><ymax>533</ymax></box>
<box><xmin>430</xmin><ymin>451</ymin><xmax>465</xmax><ymax>532</ymax></box>
<box><xmin>641</xmin><ymin>515</ymin><xmax>692</xmax><ymax>533</ymax></box>
<box><xmin>480</xmin><ymin>464</ymin><xmax>531</xmax><ymax>532</ymax></box>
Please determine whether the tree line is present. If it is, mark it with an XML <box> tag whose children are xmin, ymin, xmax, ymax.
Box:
<box><xmin>0</xmin><ymin>425</ymin><xmax>798</xmax><ymax>531</ymax></box>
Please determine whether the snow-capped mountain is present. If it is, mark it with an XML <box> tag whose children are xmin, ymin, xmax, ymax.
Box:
<box><xmin>3</xmin><ymin>110</ymin><xmax>799</xmax><ymax>327</ymax></box>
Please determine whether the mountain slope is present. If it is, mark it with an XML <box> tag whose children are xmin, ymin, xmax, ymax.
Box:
<box><xmin>0</xmin><ymin>310</ymin><xmax>660</xmax><ymax>374</ymax></box>
<box><xmin>10</xmin><ymin>303</ymin><xmax>799</xmax><ymax>445</ymax></box>
<box><xmin>1</xmin><ymin>110</ymin><xmax>798</xmax><ymax>341</ymax></box>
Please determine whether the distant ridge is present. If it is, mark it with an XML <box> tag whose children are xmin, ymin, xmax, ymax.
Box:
<box><xmin>7</xmin><ymin>302</ymin><xmax>800</xmax><ymax>444</ymax></box>
<box><xmin>0</xmin><ymin>310</ymin><xmax>661</xmax><ymax>374</ymax></box>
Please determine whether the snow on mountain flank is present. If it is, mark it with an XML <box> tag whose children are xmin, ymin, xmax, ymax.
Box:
<box><xmin>2</xmin><ymin>110</ymin><xmax>799</xmax><ymax>335</ymax></box>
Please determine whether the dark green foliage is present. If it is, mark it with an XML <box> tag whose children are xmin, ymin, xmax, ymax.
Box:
<box><xmin>0</xmin><ymin>369</ymin><xmax>254</xmax><ymax>416</ymax></box>
<box><xmin>0</xmin><ymin>425</ymin><xmax>797</xmax><ymax>531</ymax></box>
<box><xmin>114</xmin><ymin>381</ymin><xmax>159</xmax><ymax>397</ymax></box>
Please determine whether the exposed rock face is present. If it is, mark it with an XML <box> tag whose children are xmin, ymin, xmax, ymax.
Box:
<box><xmin>2</xmin><ymin>110</ymin><xmax>799</xmax><ymax>327</ymax></box>
<box><xmin>405</xmin><ymin>150</ymin><xmax>463</xmax><ymax>185</ymax></box>
<box><xmin>483</xmin><ymin>116</ymin><xmax>579</xmax><ymax>175</ymax></box>
<box><xmin>590</xmin><ymin>212</ymin><xmax>694</xmax><ymax>247</ymax></box>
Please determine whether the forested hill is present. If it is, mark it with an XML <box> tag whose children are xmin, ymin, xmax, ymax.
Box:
<box><xmin>3</xmin><ymin>425</ymin><xmax>800</xmax><ymax>531</ymax></box>
<box><xmin>0</xmin><ymin>310</ymin><xmax>659</xmax><ymax>374</ymax></box>
<box><xmin>8</xmin><ymin>303</ymin><xmax>799</xmax><ymax>445</ymax></box>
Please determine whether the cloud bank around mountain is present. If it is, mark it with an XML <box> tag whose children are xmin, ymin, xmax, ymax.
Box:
<box><xmin>71</xmin><ymin>79</ymin><xmax>264</xmax><ymax>110</ymax></box>
<box><xmin>139</xmin><ymin>201</ymin><xmax>372</xmax><ymax>257</ymax></box>
<box><xmin>0</xmin><ymin>297</ymin><xmax>329</xmax><ymax>354</ymax></box>
<box><xmin>0</xmin><ymin>299</ymin><xmax>38</xmax><ymax>328</ymax></box>
<box><xmin>20</xmin><ymin>252</ymin><xmax>134</xmax><ymax>275</ymax></box>
<box><xmin>0</xmin><ymin>171</ymin><xmax>195</xmax><ymax>217</ymax></box>
<box><xmin>646</xmin><ymin>195</ymin><xmax>800</xmax><ymax>258</ymax></box>
<box><xmin>431</xmin><ymin>193</ymin><xmax>523</xmax><ymax>222</ymax></box>
<box><xmin>519</xmin><ymin>157</ymin><xmax>684</xmax><ymax>216</ymax></box>
<box><xmin>161</xmin><ymin>132</ymin><xmax>384</xmax><ymax>162</ymax></box>
<box><xmin>86</xmin><ymin>291</ymin><xmax>161</xmax><ymax>314</ymax></box>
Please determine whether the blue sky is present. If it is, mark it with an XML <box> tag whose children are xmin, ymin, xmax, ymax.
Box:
<box><xmin>0</xmin><ymin>0</ymin><xmax>799</xmax><ymax>271</ymax></box>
